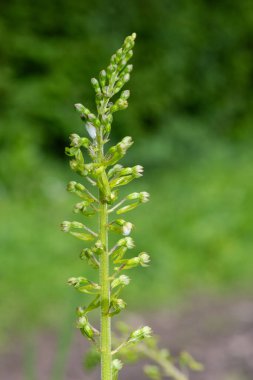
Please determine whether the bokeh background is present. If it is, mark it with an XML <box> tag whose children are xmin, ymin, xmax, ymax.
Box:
<box><xmin>1</xmin><ymin>1</ymin><xmax>253</xmax><ymax>379</ymax></box>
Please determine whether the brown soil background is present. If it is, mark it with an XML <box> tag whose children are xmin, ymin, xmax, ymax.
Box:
<box><xmin>1</xmin><ymin>296</ymin><xmax>253</xmax><ymax>380</ymax></box>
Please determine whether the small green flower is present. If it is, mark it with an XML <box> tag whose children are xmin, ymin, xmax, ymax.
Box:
<box><xmin>128</xmin><ymin>326</ymin><xmax>152</xmax><ymax>343</ymax></box>
<box><xmin>111</xmin><ymin>275</ymin><xmax>130</xmax><ymax>289</ymax></box>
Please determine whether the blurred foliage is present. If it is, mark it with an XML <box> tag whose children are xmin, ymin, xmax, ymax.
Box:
<box><xmin>1</xmin><ymin>141</ymin><xmax>253</xmax><ymax>338</ymax></box>
<box><xmin>1</xmin><ymin>0</ymin><xmax>253</xmax><ymax>339</ymax></box>
<box><xmin>1</xmin><ymin>0</ymin><xmax>253</xmax><ymax>195</ymax></box>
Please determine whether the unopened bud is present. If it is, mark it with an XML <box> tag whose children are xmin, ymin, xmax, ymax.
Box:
<box><xmin>112</xmin><ymin>298</ymin><xmax>126</xmax><ymax>310</ymax></box>
<box><xmin>126</xmin><ymin>192</ymin><xmax>140</xmax><ymax>200</ymax></box>
<box><xmin>76</xmin><ymin>316</ymin><xmax>94</xmax><ymax>340</ymax></box>
<box><xmin>126</xmin><ymin>64</ymin><xmax>133</xmax><ymax>73</ymax></box>
<box><xmin>133</xmin><ymin>165</ymin><xmax>144</xmax><ymax>178</ymax></box>
<box><xmin>112</xmin><ymin>359</ymin><xmax>123</xmax><ymax>371</ymax></box>
<box><xmin>61</xmin><ymin>221</ymin><xmax>71</xmax><ymax>232</ymax></box>
<box><xmin>66</xmin><ymin>181</ymin><xmax>77</xmax><ymax>192</ymax></box>
<box><xmin>86</xmin><ymin>122</ymin><xmax>97</xmax><ymax>139</ymax></box>
<box><xmin>117</xmin><ymin>237</ymin><xmax>135</xmax><ymax>249</ymax></box>
<box><xmin>71</xmin><ymin>221</ymin><xmax>84</xmax><ymax>229</ymax></box>
<box><xmin>69</xmin><ymin>134</ymin><xmax>90</xmax><ymax>148</ymax></box>
<box><xmin>76</xmin><ymin>306</ymin><xmax>85</xmax><ymax>317</ymax></box>
<box><xmin>128</xmin><ymin>326</ymin><xmax>152</xmax><ymax>343</ymax></box>
<box><xmin>99</xmin><ymin>70</ymin><xmax>107</xmax><ymax>87</ymax></box>
<box><xmin>91</xmin><ymin>77</ymin><xmax>101</xmax><ymax>95</ymax></box>
<box><xmin>122</xmin><ymin>222</ymin><xmax>133</xmax><ymax>236</ymax></box>
<box><xmin>139</xmin><ymin>191</ymin><xmax>150</xmax><ymax>203</ymax></box>
<box><xmin>120</xmin><ymin>90</ymin><xmax>130</xmax><ymax>100</ymax></box>
<box><xmin>123</xmin><ymin>73</ymin><xmax>130</xmax><ymax>83</ymax></box>
<box><xmin>111</xmin><ymin>275</ymin><xmax>130</xmax><ymax>289</ymax></box>
<box><xmin>75</xmin><ymin>103</ymin><xmax>90</xmax><ymax>116</ymax></box>
<box><xmin>111</xmin><ymin>99</ymin><xmax>128</xmax><ymax>113</ymax></box>
<box><xmin>118</xmin><ymin>136</ymin><xmax>133</xmax><ymax>152</ymax></box>
<box><xmin>108</xmin><ymin>164</ymin><xmax>123</xmax><ymax>178</ymax></box>
<box><xmin>139</xmin><ymin>252</ymin><xmax>150</xmax><ymax>267</ymax></box>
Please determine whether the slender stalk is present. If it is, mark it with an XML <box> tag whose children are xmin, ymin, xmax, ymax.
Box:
<box><xmin>99</xmin><ymin>198</ymin><xmax>111</xmax><ymax>380</ymax></box>
<box><xmin>98</xmin><ymin>126</ymin><xmax>112</xmax><ymax>380</ymax></box>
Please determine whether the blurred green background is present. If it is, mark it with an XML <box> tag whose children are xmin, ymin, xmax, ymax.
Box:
<box><xmin>1</xmin><ymin>0</ymin><xmax>253</xmax><ymax>354</ymax></box>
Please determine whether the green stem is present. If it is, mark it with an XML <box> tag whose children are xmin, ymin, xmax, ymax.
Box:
<box><xmin>98</xmin><ymin>128</ymin><xmax>112</xmax><ymax>380</ymax></box>
<box><xmin>99</xmin><ymin>198</ymin><xmax>111</xmax><ymax>380</ymax></box>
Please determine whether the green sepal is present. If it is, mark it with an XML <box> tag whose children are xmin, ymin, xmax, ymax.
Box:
<box><xmin>111</xmin><ymin>246</ymin><xmax>128</xmax><ymax>262</ymax></box>
<box><xmin>70</xmin><ymin>231</ymin><xmax>95</xmax><ymax>241</ymax></box>
<box><xmin>80</xmin><ymin>248</ymin><xmax>99</xmax><ymax>269</ymax></box>
<box><xmin>68</xmin><ymin>276</ymin><xmax>101</xmax><ymax>294</ymax></box>
<box><xmin>65</xmin><ymin>147</ymin><xmax>84</xmax><ymax>163</ymax></box>
<box><xmin>109</xmin><ymin>298</ymin><xmax>126</xmax><ymax>317</ymax></box>
<box><xmin>114</xmin><ymin>252</ymin><xmax>150</xmax><ymax>270</ymax></box>
<box><xmin>109</xmin><ymin>175</ymin><xmax>135</xmax><ymax>188</ymax></box>
<box><xmin>116</xmin><ymin>202</ymin><xmax>139</xmax><ymax>214</ymax></box>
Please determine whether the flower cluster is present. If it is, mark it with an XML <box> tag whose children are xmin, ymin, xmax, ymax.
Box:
<box><xmin>61</xmin><ymin>33</ymin><xmax>152</xmax><ymax>380</ymax></box>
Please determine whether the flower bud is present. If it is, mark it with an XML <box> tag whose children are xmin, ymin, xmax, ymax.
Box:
<box><xmin>109</xmin><ymin>190</ymin><xmax>118</xmax><ymax>202</ymax></box>
<box><xmin>117</xmin><ymin>237</ymin><xmax>135</xmax><ymax>249</ymax></box>
<box><xmin>126</xmin><ymin>64</ymin><xmax>133</xmax><ymax>73</ymax></box>
<box><xmin>73</xmin><ymin>201</ymin><xmax>89</xmax><ymax>214</ymax></box>
<box><xmin>76</xmin><ymin>306</ymin><xmax>85</xmax><ymax>317</ymax></box>
<box><xmin>109</xmin><ymin>219</ymin><xmax>133</xmax><ymax>235</ymax></box>
<box><xmin>80</xmin><ymin>248</ymin><xmax>99</xmax><ymax>269</ymax></box>
<box><xmin>86</xmin><ymin>122</ymin><xmax>97</xmax><ymax>139</ymax></box>
<box><xmin>116</xmin><ymin>202</ymin><xmax>139</xmax><ymax>214</ymax></box>
<box><xmin>69</xmin><ymin>159</ymin><xmax>86</xmax><ymax>175</ymax></box>
<box><xmin>76</xmin><ymin>316</ymin><xmax>94</xmax><ymax>340</ymax></box>
<box><xmin>118</xmin><ymin>136</ymin><xmax>133</xmax><ymax>152</ymax></box>
<box><xmin>132</xmin><ymin>165</ymin><xmax>144</xmax><ymax>178</ymax></box>
<box><xmin>112</xmin><ymin>359</ymin><xmax>123</xmax><ymax>371</ymax></box>
<box><xmin>69</xmin><ymin>133</ymin><xmax>80</xmax><ymax>147</ymax></box>
<box><xmin>123</xmin><ymin>73</ymin><xmax>130</xmax><ymax>83</ymax></box>
<box><xmin>139</xmin><ymin>191</ymin><xmax>150</xmax><ymax>203</ymax></box>
<box><xmin>123</xmin><ymin>33</ymin><xmax>136</xmax><ymax>52</ymax></box>
<box><xmin>110</xmin><ymin>53</ymin><xmax>117</xmax><ymax>64</ymax></box>
<box><xmin>61</xmin><ymin>221</ymin><xmax>71</xmax><ymax>232</ymax></box>
<box><xmin>111</xmin><ymin>275</ymin><xmax>130</xmax><ymax>289</ymax></box>
<box><xmin>139</xmin><ymin>252</ymin><xmax>150</xmax><ymax>267</ymax></box>
<box><xmin>75</xmin><ymin>182</ymin><xmax>86</xmax><ymax>191</ymax></box>
<box><xmin>122</xmin><ymin>222</ymin><xmax>133</xmax><ymax>236</ymax></box>
<box><xmin>128</xmin><ymin>326</ymin><xmax>152</xmax><ymax>343</ymax></box>
<box><xmin>68</xmin><ymin>276</ymin><xmax>100</xmax><ymax>293</ymax></box>
<box><xmin>70</xmin><ymin>231</ymin><xmax>95</xmax><ymax>241</ymax></box>
<box><xmin>71</xmin><ymin>221</ymin><xmax>84</xmax><ymax>229</ymax></box>
<box><xmin>92</xmin><ymin>240</ymin><xmax>104</xmax><ymax>255</ymax></box>
<box><xmin>99</xmin><ymin>69</ymin><xmax>107</xmax><ymax>87</ymax></box>
<box><xmin>108</xmin><ymin>164</ymin><xmax>123</xmax><ymax>178</ymax></box>
<box><xmin>126</xmin><ymin>192</ymin><xmax>140</xmax><ymax>200</ymax></box>
<box><xmin>91</xmin><ymin>77</ymin><xmax>101</xmax><ymax>95</ymax></box>
<box><xmin>69</xmin><ymin>134</ymin><xmax>90</xmax><ymax>148</ymax></box>
<box><xmin>120</xmin><ymin>90</ymin><xmax>130</xmax><ymax>100</ymax></box>
<box><xmin>113</xmin><ymin>80</ymin><xmax>124</xmax><ymax>94</ymax></box>
<box><xmin>111</xmin><ymin>99</ymin><xmax>128</xmax><ymax>113</ymax></box>
<box><xmin>126</xmin><ymin>50</ymin><xmax>133</xmax><ymax>61</ymax></box>
<box><xmin>116</xmin><ymin>48</ymin><xmax>123</xmax><ymax>59</ymax></box>
<box><xmin>66</xmin><ymin>181</ymin><xmax>77</xmax><ymax>192</ymax></box>
<box><xmin>75</xmin><ymin>103</ymin><xmax>90</xmax><ymax>116</ymax></box>
<box><xmin>112</xmin><ymin>298</ymin><xmax>126</xmax><ymax>310</ymax></box>
<box><xmin>68</xmin><ymin>276</ymin><xmax>81</xmax><ymax>286</ymax></box>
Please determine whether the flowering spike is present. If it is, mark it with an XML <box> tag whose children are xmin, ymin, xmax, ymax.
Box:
<box><xmin>59</xmin><ymin>33</ymin><xmax>194</xmax><ymax>380</ymax></box>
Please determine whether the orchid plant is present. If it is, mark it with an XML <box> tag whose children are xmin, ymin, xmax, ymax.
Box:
<box><xmin>61</xmin><ymin>33</ymin><xmax>202</xmax><ymax>380</ymax></box>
